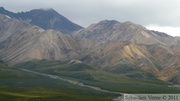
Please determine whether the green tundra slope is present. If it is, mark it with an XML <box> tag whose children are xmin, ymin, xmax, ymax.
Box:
<box><xmin>15</xmin><ymin>59</ymin><xmax>180</xmax><ymax>94</ymax></box>
<box><xmin>0</xmin><ymin>60</ymin><xmax>117</xmax><ymax>101</ymax></box>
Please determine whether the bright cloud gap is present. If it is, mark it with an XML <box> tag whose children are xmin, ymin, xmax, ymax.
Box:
<box><xmin>146</xmin><ymin>25</ymin><xmax>180</xmax><ymax>37</ymax></box>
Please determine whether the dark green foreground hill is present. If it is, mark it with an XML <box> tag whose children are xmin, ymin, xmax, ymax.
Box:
<box><xmin>0</xmin><ymin>60</ymin><xmax>117</xmax><ymax>101</ymax></box>
<box><xmin>1</xmin><ymin>59</ymin><xmax>180</xmax><ymax>101</ymax></box>
<box><xmin>15</xmin><ymin>60</ymin><xmax>180</xmax><ymax>94</ymax></box>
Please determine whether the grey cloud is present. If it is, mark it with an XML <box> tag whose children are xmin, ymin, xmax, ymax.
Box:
<box><xmin>0</xmin><ymin>0</ymin><xmax>180</xmax><ymax>27</ymax></box>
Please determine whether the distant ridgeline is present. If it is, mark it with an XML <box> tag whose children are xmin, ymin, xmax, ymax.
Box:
<box><xmin>0</xmin><ymin>7</ymin><xmax>83</xmax><ymax>34</ymax></box>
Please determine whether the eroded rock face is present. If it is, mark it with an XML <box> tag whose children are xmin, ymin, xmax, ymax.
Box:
<box><xmin>74</xmin><ymin>20</ymin><xmax>165</xmax><ymax>45</ymax></box>
<box><xmin>0</xmin><ymin>14</ymin><xmax>81</xmax><ymax>65</ymax></box>
<box><xmin>0</xmin><ymin>13</ymin><xmax>180</xmax><ymax>84</ymax></box>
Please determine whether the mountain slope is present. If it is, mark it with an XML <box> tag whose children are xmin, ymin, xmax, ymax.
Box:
<box><xmin>73</xmin><ymin>20</ymin><xmax>180</xmax><ymax>83</ymax></box>
<box><xmin>0</xmin><ymin>13</ymin><xmax>180</xmax><ymax>85</ymax></box>
<box><xmin>0</xmin><ymin>7</ymin><xmax>83</xmax><ymax>34</ymax></box>
<box><xmin>74</xmin><ymin>20</ymin><xmax>165</xmax><ymax>45</ymax></box>
<box><xmin>0</xmin><ymin>14</ymin><xmax>83</xmax><ymax>65</ymax></box>
<box><xmin>74</xmin><ymin>20</ymin><xmax>180</xmax><ymax>46</ymax></box>
<box><xmin>79</xmin><ymin>41</ymin><xmax>163</xmax><ymax>76</ymax></box>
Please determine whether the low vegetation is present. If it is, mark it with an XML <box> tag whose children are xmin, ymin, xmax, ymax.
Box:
<box><xmin>1</xmin><ymin>59</ymin><xmax>179</xmax><ymax>101</ymax></box>
<box><xmin>0</xmin><ymin>61</ymin><xmax>117</xmax><ymax>101</ymax></box>
<box><xmin>15</xmin><ymin>60</ymin><xmax>180</xmax><ymax>93</ymax></box>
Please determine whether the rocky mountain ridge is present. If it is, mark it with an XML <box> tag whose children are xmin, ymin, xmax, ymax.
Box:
<box><xmin>0</xmin><ymin>7</ymin><xmax>83</xmax><ymax>34</ymax></box>
<box><xmin>74</xmin><ymin>20</ymin><xmax>180</xmax><ymax>46</ymax></box>
<box><xmin>0</xmin><ymin>9</ymin><xmax>180</xmax><ymax>84</ymax></box>
<box><xmin>74</xmin><ymin>20</ymin><xmax>180</xmax><ymax>83</ymax></box>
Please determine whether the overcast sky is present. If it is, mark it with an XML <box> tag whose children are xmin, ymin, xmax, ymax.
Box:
<box><xmin>0</xmin><ymin>0</ymin><xmax>180</xmax><ymax>36</ymax></box>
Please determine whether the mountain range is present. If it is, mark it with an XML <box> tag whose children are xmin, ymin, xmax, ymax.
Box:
<box><xmin>0</xmin><ymin>7</ymin><xmax>180</xmax><ymax>86</ymax></box>
<box><xmin>0</xmin><ymin>7</ymin><xmax>82</xmax><ymax>34</ymax></box>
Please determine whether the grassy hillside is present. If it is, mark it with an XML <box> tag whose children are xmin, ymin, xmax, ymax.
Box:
<box><xmin>15</xmin><ymin>59</ymin><xmax>180</xmax><ymax>93</ymax></box>
<box><xmin>0</xmin><ymin>61</ymin><xmax>117</xmax><ymax>101</ymax></box>
<box><xmin>108</xmin><ymin>63</ymin><xmax>156</xmax><ymax>79</ymax></box>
